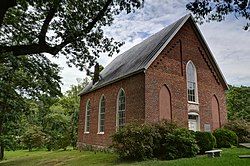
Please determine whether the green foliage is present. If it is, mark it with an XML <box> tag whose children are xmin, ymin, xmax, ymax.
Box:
<box><xmin>223</xmin><ymin>120</ymin><xmax>250</xmax><ymax>143</ymax></box>
<box><xmin>226</xmin><ymin>85</ymin><xmax>250</xmax><ymax>122</ymax></box>
<box><xmin>160</xmin><ymin>128</ymin><xmax>199</xmax><ymax>160</ymax></box>
<box><xmin>187</xmin><ymin>0</ymin><xmax>250</xmax><ymax>30</ymax></box>
<box><xmin>111</xmin><ymin>123</ymin><xmax>155</xmax><ymax>160</ymax></box>
<box><xmin>48</xmin><ymin>78</ymin><xmax>89</xmax><ymax>149</ymax></box>
<box><xmin>43</xmin><ymin>109</ymin><xmax>71</xmax><ymax>151</ymax></box>
<box><xmin>21</xmin><ymin>125</ymin><xmax>46</xmax><ymax>151</ymax></box>
<box><xmin>152</xmin><ymin>121</ymin><xmax>178</xmax><ymax>159</ymax></box>
<box><xmin>111</xmin><ymin>122</ymin><xmax>199</xmax><ymax>161</ymax></box>
<box><xmin>0</xmin><ymin>53</ymin><xmax>62</xmax><ymax>159</ymax></box>
<box><xmin>0</xmin><ymin>0</ymin><xmax>144</xmax><ymax>71</ymax></box>
<box><xmin>195</xmin><ymin>131</ymin><xmax>216</xmax><ymax>154</ymax></box>
<box><xmin>213</xmin><ymin>128</ymin><xmax>238</xmax><ymax>148</ymax></box>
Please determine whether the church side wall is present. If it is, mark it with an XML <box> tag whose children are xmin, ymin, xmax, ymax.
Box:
<box><xmin>77</xmin><ymin>73</ymin><xmax>145</xmax><ymax>148</ymax></box>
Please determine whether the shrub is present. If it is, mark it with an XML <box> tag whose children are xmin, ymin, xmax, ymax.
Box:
<box><xmin>161</xmin><ymin>128</ymin><xmax>199</xmax><ymax>160</ymax></box>
<box><xmin>111</xmin><ymin>123</ymin><xmax>155</xmax><ymax>160</ymax></box>
<box><xmin>195</xmin><ymin>131</ymin><xmax>216</xmax><ymax>154</ymax></box>
<box><xmin>21</xmin><ymin>125</ymin><xmax>46</xmax><ymax>151</ymax></box>
<box><xmin>223</xmin><ymin>120</ymin><xmax>250</xmax><ymax>143</ymax></box>
<box><xmin>152</xmin><ymin>121</ymin><xmax>178</xmax><ymax>159</ymax></box>
<box><xmin>213</xmin><ymin>128</ymin><xmax>238</xmax><ymax>148</ymax></box>
<box><xmin>111</xmin><ymin>121</ymin><xmax>199</xmax><ymax>161</ymax></box>
<box><xmin>45</xmin><ymin>132</ymin><xmax>70</xmax><ymax>151</ymax></box>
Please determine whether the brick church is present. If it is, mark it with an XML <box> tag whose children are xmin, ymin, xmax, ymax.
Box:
<box><xmin>77</xmin><ymin>14</ymin><xmax>228</xmax><ymax>148</ymax></box>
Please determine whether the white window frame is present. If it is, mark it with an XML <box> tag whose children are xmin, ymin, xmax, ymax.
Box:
<box><xmin>98</xmin><ymin>95</ymin><xmax>105</xmax><ymax>134</ymax></box>
<box><xmin>186</xmin><ymin>60</ymin><xmax>199</xmax><ymax>104</ymax></box>
<box><xmin>84</xmin><ymin>99</ymin><xmax>91</xmax><ymax>134</ymax></box>
<box><xmin>116</xmin><ymin>88</ymin><xmax>126</xmax><ymax>130</ymax></box>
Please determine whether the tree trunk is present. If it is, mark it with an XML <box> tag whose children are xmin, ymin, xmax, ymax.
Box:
<box><xmin>0</xmin><ymin>146</ymin><xmax>4</xmax><ymax>160</ymax></box>
<box><xmin>0</xmin><ymin>116</ymin><xmax>4</xmax><ymax>160</ymax></box>
<box><xmin>0</xmin><ymin>102</ymin><xmax>5</xmax><ymax>160</ymax></box>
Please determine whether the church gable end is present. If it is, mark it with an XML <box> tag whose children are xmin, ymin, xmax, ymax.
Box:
<box><xmin>144</xmin><ymin>18</ymin><xmax>227</xmax><ymax>131</ymax></box>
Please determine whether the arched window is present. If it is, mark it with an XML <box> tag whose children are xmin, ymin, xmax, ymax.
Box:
<box><xmin>186</xmin><ymin>61</ymin><xmax>198</xmax><ymax>102</ymax></box>
<box><xmin>117</xmin><ymin>89</ymin><xmax>126</xmax><ymax>129</ymax></box>
<box><xmin>84</xmin><ymin>99</ymin><xmax>91</xmax><ymax>133</ymax></box>
<box><xmin>98</xmin><ymin>95</ymin><xmax>106</xmax><ymax>133</ymax></box>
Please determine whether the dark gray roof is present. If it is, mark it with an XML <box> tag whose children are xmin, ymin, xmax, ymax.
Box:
<box><xmin>79</xmin><ymin>14</ymin><xmax>191</xmax><ymax>95</ymax></box>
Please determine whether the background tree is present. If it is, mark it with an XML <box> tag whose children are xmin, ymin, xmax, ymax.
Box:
<box><xmin>43</xmin><ymin>105</ymin><xmax>71</xmax><ymax>151</ymax></box>
<box><xmin>21</xmin><ymin>125</ymin><xmax>46</xmax><ymax>151</ymax></box>
<box><xmin>12</xmin><ymin>79</ymin><xmax>89</xmax><ymax>151</ymax></box>
<box><xmin>0</xmin><ymin>54</ymin><xmax>62</xmax><ymax>159</ymax></box>
<box><xmin>0</xmin><ymin>0</ymin><xmax>144</xmax><ymax>72</ymax></box>
<box><xmin>226</xmin><ymin>85</ymin><xmax>250</xmax><ymax>121</ymax></box>
<box><xmin>47</xmin><ymin>78</ymin><xmax>89</xmax><ymax>149</ymax></box>
<box><xmin>187</xmin><ymin>0</ymin><xmax>250</xmax><ymax>30</ymax></box>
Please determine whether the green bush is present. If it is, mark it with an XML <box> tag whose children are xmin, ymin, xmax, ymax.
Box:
<box><xmin>152</xmin><ymin>121</ymin><xmax>177</xmax><ymax>159</ymax></box>
<box><xmin>111</xmin><ymin>121</ymin><xmax>199</xmax><ymax>161</ymax></box>
<box><xmin>213</xmin><ymin>128</ymin><xmax>238</xmax><ymax>148</ymax></box>
<box><xmin>223</xmin><ymin>120</ymin><xmax>250</xmax><ymax>143</ymax></box>
<box><xmin>111</xmin><ymin>123</ymin><xmax>155</xmax><ymax>160</ymax></box>
<box><xmin>21</xmin><ymin>125</ymin><xmax>46</xmax><ymax>151</ymax></box>
<box><xmin>161</xmin><ymin>128</ymin><xmax>199</xmax><ymax>160</ymax></box>
<box><xmin>45</xmin><ymin>132</ymin><xmax>71</xmax><ymax>151</ymax></box>
<box><xmin>152</xmin><ymin>121</ymin><xmax>198</xmax><ymax>159</ymax></box>
<box><xmin>195</xmin><ymin>131</ymin><xmax>216</xmax><ymax>154</ymax></box>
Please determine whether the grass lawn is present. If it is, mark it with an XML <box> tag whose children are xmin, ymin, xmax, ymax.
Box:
<box><xmin>0</xmin><ymin>148</ymin><xmax>249</xmax><ymax>166</ymax></box>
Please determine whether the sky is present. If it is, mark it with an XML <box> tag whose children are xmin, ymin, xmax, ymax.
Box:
<box><xmin>50</xmin><ymin>0</ymin><xmax>250</xmax><ymax>92</ymax></box>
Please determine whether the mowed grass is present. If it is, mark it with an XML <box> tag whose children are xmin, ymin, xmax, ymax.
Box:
<box><xmin>0</xmin><ymin>148</ymin><xmax>249</xmax><ymax>166</ymax></box>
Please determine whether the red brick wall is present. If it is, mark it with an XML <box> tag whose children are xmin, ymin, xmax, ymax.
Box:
<box><xmin>77</xmin><ymin>73</ymin><xmax>145</xmax><ymax>147</ymax></box>
<box><xmin>145</xmin><ymin>20</ymin><xmax>227</xmax><ymax>131</ymax></box>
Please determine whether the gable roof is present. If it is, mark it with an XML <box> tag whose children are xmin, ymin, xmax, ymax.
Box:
<box><xmin>80</xmin><ymin>14</ymin><xmax>228</xmax><ymax>95</ymax></box>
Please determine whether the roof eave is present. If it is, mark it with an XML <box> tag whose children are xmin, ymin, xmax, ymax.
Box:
<box><xmin>79</xmin><ymin>68</ymin><xmax>146</xmax><ymax>96</ymax></box>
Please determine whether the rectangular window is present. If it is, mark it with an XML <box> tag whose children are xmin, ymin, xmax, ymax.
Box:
<box><xmin>188</xmin><ymin>81</ymin><xmax>196</xmax><ymax>102</ymax></box>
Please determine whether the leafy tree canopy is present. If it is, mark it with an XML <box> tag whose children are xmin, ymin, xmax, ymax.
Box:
<box><xmin>187</xmin><ymin>0</ymin><xmax>250</xmax><ymax>30</ymax></box>
<box><xmin>226</xmin><ymin>85</ymin><xmax>250</xmax><ymax>121</ymax></box>
<box><xmin>0</xmin><ymin>0</ymin><xmax>144</xmax><ymax>72</ymax></box>
<box><xmin>0</xmin><ymin>54</ymin><xmax>62</xmax><ymax>159</ymax></box>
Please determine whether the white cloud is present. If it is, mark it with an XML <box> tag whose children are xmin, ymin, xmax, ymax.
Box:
<box><xmin>51</xmin><ymin>0</ymin><xmax>250</xmax><ymax>92</ymax></box>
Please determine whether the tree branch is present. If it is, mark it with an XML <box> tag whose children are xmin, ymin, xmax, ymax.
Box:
<box><xmin>0</xmin><ymin>0</ymin><xmax>113</xmax><ymax>57</ymax></box>
<box><xmin>54</xmin><ymin>0</ymin><xmax>113</xmax><ymax>51</ymax></box>
<box><xmin>85</xmin><ymin>0</ymin><xmax>113</xmax><ymax>33</ymax></box>
<box><xmin>0</xmin><ymin>44</ymin><xmax>55</xmax><ymax>56</ymax></box>
<box><xmin>38</xmin><ymin>7</ymin><xmax>57</xmax><ymax>44</ymax></box>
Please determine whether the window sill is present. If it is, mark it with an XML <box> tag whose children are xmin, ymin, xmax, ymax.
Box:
<box><xmin>188</xmin><ymin>101</ymin><xmax>199</xmax><ymax>105</ymax></box>
<box><xmin>84</xmin><ymin>132</ymin><xmax>90</xmax><ymax>134</ymax></box>
<box><xmin>97</xmin><ymin>132</ymin><xmax>104</xmax><ymax>135</ymax></box>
